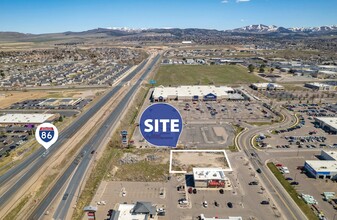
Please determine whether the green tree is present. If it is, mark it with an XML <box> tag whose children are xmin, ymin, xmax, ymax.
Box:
<box><xmin>248</xmin><ymin>64</ymin><xmax>255</xmax><ymax>73</ymax></box>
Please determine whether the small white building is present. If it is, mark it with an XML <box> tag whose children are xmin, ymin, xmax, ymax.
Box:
<box><xmin>193</xmin><ymin>168</ymin><xmax>228</xmax><ymax>188</ymax></box>
<box><xmin>200</xmin><ymin>214</ymin><xmax>242</xmax><ymax>220</ymax></box>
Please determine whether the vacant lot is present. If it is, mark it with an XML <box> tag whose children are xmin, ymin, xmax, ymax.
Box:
<box><xmin>154</xmin><ymin>65</ymin><xmax>264</xmax><ymax>86</ymax></box>
<box><xmin>170</xmin><ymin>150</ymin><xmax>231</xmax><ymax>173</ymax></box>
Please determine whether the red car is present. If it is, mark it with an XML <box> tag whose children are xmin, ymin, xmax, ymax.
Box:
<box><xmin>188</xmin><ymin>187</ymin><xmax>193</xmax><ymax>194</ymax></box>
<box><xmin>276</xmin><ymin>163</ymin><xmax>283</xmax><ymax>167</ymax></box>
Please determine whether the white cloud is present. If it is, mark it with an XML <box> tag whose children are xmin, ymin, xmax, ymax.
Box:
<box><xmin>236</xmin><ymin>0</ymin><xmax>250</xmax><ymax>2</ymax></box>
<box><xmin>221</xmin><ymin>0</ymin><xmax>229</xmax><ymax>3</ymax></box>
<box><xmin>241</xmin><ymin>19</ymin><xmax>245</xmax><ymax>22</ymax></box>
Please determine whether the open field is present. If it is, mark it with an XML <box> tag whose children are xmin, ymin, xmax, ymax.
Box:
<box><xmin>170</xmin><ymin>150</ymin><xmax>232</xmax><ymax>173</ymax></box>
<box><xmin>154</xmin><ymin>65</ymin><xmax>265</xmax><ymax>86</ymax></box>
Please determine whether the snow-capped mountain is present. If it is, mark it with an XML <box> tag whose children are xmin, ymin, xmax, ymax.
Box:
<box><xmin>230</xmin><ymin>24</ymin><xmax>337</xmax><ymax>34</ymax></box>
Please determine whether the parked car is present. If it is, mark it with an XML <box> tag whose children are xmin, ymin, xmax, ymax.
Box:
<box><xmin>290</xmin><ymin>181</ymin><xmax>299</xmax><ymax>185</ymax></box>
<box><xmin>249</xmin><ymin>181</ymin><xmax>258</xmax><ymax>185</ymax></box>
<box><xmin>203</xmin><ymin>201</ymin><xmax>208</xmax><ymax>208</ymax></box>
<box><xmin>193</xmin><ymin>188</ymin><xmax>197</xmax><ymax>194</ymax></box>
<box><xmin>188</xmin><ymin>187</ymin><xmax>193</xmax><ymax>194</ymax></box>
<box><xmin>214</xmin><ymin>201</ymin><xmax>219</xmax><ymax>207</ymax></box>
<box><xmin>285</xmin><ymin>177</ymin><xmax>293</xmax><ymax>181</ymax></box>
<box><xmin>261</xmin><ymin>200</ymin><xmax>270</xmax><ymax>205</ymax></box>
<box><xmin>256</xmin><ymin>168</ymin><xmax>262</xmax><ymax>173</ymax></box>
<box><xmin>227</xmin><ymin>202</ymin><xmax>233</xmax><ymax>208</ymax></box>
<box><xmin>219</xmin><ymin>189</ymin><xmax>224</xmax><ymax>194</ymax></box>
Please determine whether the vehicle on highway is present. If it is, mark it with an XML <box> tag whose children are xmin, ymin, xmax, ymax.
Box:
<box><xmin>227</xmin><ymin>202</ymin><xmax>233</xmax><ymax>208</ymax></box>
<box><xmin>261</xmin><ymin>200</ymin><xmax>270</xmax><ymax>205</ymax></box>
<box><xmin>290</xmin><ymin>181</ymin><xmax>299</xmax><ymax>185</ymax></box>
<box><xmin>249</xmin><ymin>181</ymin><xmax>258</xmax><ymax>185</ymax></box>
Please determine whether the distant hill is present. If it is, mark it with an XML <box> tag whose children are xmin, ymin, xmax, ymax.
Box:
<box><xmin>0</xmin><ymin>24</ymin><xmax>336</xmax><ymax>42</ymax></box>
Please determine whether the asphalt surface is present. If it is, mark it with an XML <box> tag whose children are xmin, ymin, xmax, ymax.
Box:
<box><xmin>0</xmin><ymin>60</ymin><xmax>150</xmax><ymax>208</ymax></box>
<box><xmin>29</xmin><ymin>54</ymin><xmax>161</xmax><ymax>220</ymax></box>
<box><xmin>237</xmin><ymin>107</ymin><xmax>308</xmax><ymax>220</ymax></box>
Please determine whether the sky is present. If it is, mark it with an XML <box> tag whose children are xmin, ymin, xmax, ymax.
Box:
<box><xmin>0</xmin><ymin>0</ymin><xmax>336</xmax><ymax>34</ymax></box>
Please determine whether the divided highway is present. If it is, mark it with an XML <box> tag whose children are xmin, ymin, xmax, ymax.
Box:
<box><xmin>0</xmin><ymin>57</ymin><xmax>154</xmax><ymax>209</ymax></box>
<box><xmin>29</xmin><ymin>54</ymin><xmax>161</xmax><ymax>219</ymax></box>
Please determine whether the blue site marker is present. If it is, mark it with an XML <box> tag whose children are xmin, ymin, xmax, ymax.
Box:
<box><xmin>139</xmin><ymin>103</ymin><xmax>183</xmax><ymax>147</ymax></box>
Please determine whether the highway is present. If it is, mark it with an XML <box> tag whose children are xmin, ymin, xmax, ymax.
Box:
<box><xmin>29</xmin><ymin>54</ymin><xmax>161</xmax><ymax>220</ymax></box>
<box><xmin>0</xmin><ymin>58</ymin><xmax>151</xmax><ymax>209</ymax></box>
<box><xmin>237</xmin><ymin>106</ymin><xmax>308</xmax><ymax>220</ymax></box>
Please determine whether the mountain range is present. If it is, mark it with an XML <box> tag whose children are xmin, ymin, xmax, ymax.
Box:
<box><xmin>0</xmin><ymin>24</ymin><xmax>336</xmax><ymax>42</ymax></box>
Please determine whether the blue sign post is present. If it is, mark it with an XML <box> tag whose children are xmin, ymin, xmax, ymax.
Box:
<box><xmin>139</xmin><ymin>103</ymin><xmax>183</xmax><ymax>147</ymax></box>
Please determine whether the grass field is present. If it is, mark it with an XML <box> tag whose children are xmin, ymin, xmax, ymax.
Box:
<box><xmin>267</xmin><ymin>162</ymin><xmax>318</xmax><ymax>220</ymax></box>
<box><xmin>154</xmin><ymin>65</ymin><xmax>265</xmax><ymax>86</ymax></box>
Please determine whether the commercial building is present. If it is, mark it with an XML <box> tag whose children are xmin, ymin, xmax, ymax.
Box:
<box><xmin>304</xmin><ymin>150</ymin><xmax>337</xmax><ymax>180</ymax></box>
<box><xmin>193</xmin><ymin>168</ymin><xmax>229</xmax><ymax>188</ymax></box>
<box><xmin>0</xmin><ymin>113</ymin><xmax>57</xmax><ymax>125</ymax></box>
<box><xmin>109</xmin><ymin>202</ymin><xmax>156</xmax><ymax>220</ymax></box>
<box><xmin>152</xmin><ymin>85</ymin><xmax>239</xmax><ymax>102</ymax></box>
<box><xmin>315</xmin><ymin>117</ymin><xmax>337</xmax><ymax>134</ymax></box>
<box><xmin>38</xmin><ymin>98</ymin><xmax>83</xmax><ymax>107</ymax></box>
<box><xmin>200</xmin><ymin>215</ymin><xmax>242</xmax><ymax>220</ymax></box>
<box><xmin>250</xmin><ymin>83</ymin><xmax>284</xmax><ymax>91</ymax></box>
<box><xmin>304</xmin><ymin>82</ymin><xmax>336</xmax><ymax>91</ymax></box>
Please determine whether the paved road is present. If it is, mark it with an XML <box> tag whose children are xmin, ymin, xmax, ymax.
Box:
<box><xmin>0</xmin><ymin>60</ymin><xmax>149</xmax><ymax>208</ymax></box>
<box><xmin>29</xmin><ymin>54</ymin><xmax>161</xmax><ymax>220</ymax></box>
<box><xmin>237</xmin><ymin>106</ymin><xmax>308</xmax><ymax>220</ymax></box>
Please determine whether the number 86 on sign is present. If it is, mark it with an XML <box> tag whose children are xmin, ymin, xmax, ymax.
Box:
<box><xmin>35</xmin><ymin>123</ymin><xmax>59</xmax><ymax>150</ymax></box>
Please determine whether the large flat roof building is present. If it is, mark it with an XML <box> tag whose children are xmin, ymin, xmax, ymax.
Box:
<box><xmin>250</xmin><ymin>83</ymin><xmax>284</xmax><ymax>91</ymax></box>
<box><xmin>0</xmin><ymin>113</ymin><xmax>57</xmax><ymax>125</ymax></box>
<box><xmin>152</xmin><ymin>85</ymin><xmax>239</xmax><ymax>102</ymax></box>
<box><xmin>315</xmin><ymin>117</ymin><xmax>337</xmax><ymax>134</ymax></box>
<box><xmin>304</xmin><ymin>150</ymin><xmax>337</xmax><ymax>180</ymax></box>
<box><xmin>304</xmin><ymin>82</ymin><xmax>336</xmax><ymax>91</ymax></box>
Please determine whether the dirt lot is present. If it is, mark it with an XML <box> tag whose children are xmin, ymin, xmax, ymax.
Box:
<box><xmin>0</xmin><ymin>89</ymin><xmax>104</xmax><ymax>109</ymax></box>
<box><xmin>171</xmin><ymin>150</ymin><xmax>231</xmax><ymax>172</ymax></box>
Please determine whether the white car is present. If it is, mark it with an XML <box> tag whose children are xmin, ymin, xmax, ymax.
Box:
<box><xmin>281</xmin><ymin>167</ymin><xmax>290</xmax><ymax>174</ymax></box>
<box><xmin>203</xmin><ymin>201</ymin><xmax>208</xmax><ymax>208</ymax></box>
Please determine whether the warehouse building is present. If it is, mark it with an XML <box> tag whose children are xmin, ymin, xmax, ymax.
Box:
<box><xmin>38</xmin><ymin>98</ymin><xmax>82</xmax><ymax>107</ymax></box>
<box><xmin>315</xmin><ymin>117</ymin><xmax>337</xmax><ymax>134</ymax></box>
<box><xmin>193</xmin><ymin>168</ymin><xmax>230</xmax><ymax>188</ymax></box>
<box><xmin>304</xmin><ymin>82</ymin><xmax>336</xmax><ymax>91</ymax></box>
<box><xmin>0</xmin><ymin>113</ymin><xmax>58</xmax><ymax>126</ymax></box>
<box><xmin>304</xmin><ymin>150</ymin><xmax>337</xmax><ymax>180</ymax></box>
<box><xmin>250</xmin><ymin>83</ymin><xmax>284</xmax><ymax>91</ymax></box>
<box><xmin>152</xmin><ymin>85</ymin><xmax>238</xmax><ymax>102</ymax></box>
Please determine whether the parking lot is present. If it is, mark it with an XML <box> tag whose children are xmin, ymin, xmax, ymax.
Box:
<box><xmin>91</xmin><ymin>151</ymin><xmax>282</xmax><ymax>220</ymax></box>
<box><xmin>9</xmin><ymin>98</ymin><xmax>91</xmax><ymax>110</ymax></box>
<box><xmin>270</xmin><ymin>151</ymin><xmax>337</xmax><ymax>220</ymax></box>
<box><xmin>262</xmin><ymin>104</ymin><xmax>337</xmax><ymax>150</ymax></box>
